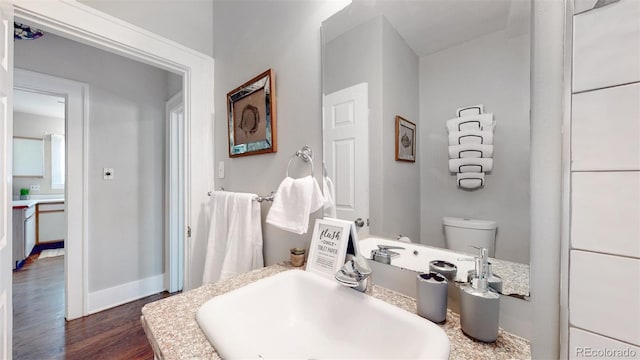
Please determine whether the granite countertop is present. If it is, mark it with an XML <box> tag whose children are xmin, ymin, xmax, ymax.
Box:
<box><xmin>490</xmin><ymin>258</ymin><xmax>530</xmax><ymax>298</ymax></box>
<box><xmin>141</xmin><ymin>263</ymin><xmax>531</xmax><ymax>360</ymax></box>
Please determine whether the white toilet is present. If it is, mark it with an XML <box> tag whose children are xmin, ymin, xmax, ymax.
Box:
<box><xmin>442</xmin><ymin>217</ymin><xmax>497</xmax><ymax>257</ymax></box>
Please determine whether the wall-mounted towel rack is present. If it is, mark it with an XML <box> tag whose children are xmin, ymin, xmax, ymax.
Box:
<box><xmin>207</xmin><ymin>188</ymin><xmax>275</xmax><ymax>202</ymax></box>
<box><xmin>286</xmin><ymin>145</ymin><xmax>314</xmax><ymax>177</ymax></box>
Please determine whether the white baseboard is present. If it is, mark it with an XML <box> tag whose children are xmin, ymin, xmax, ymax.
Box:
<box><xmin>87</xmin><ymin>274</ymin><xmax>165</xmax><ymax>314</ymax></box>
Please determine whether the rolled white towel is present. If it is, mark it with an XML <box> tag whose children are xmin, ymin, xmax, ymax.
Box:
<box><xmin>449</xmin><ymin>158</ymin><xmax>493</xmax><ymax>173</ymax></box>
<box><xmin>456</xmin><ymin>104</ymin><xmax>484</xmax><ymax>117</ymax></box>
<box><xmin>457</xmin><ymin>173</ymin><xmax>485</xmax><ymax>189</ymax></box>
<box><xmin>448</xmin><ymin>144</ymin><xmax>494</xmax><ymax>159</ymax></box>
<box><xmin>482</xmin><ymin>121</ymin><xmax>496</xmax><ymax>132</ymax></box>
<box><xmin>446</xmin><ymin>113</ymin><xmax>494</xmax><ymax>132</ymax></box>
<box><xmin>448</xmin><ymin>130</ymin><xmax>494</xmax><ymax>145</ymax></box>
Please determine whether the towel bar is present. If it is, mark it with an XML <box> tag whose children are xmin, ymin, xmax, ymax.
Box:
<box><xmin>207</xmin><ymin>189</ymin><xmax>274</xmax><ymax>202</ymax></box>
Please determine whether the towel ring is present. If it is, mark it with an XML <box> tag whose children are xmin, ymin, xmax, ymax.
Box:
<box><xmin>286</xmin><ymin>146</ymin><xmax>314</xmax><ymax>178</ymax></box>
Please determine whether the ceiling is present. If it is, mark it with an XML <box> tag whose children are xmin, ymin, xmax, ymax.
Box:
<box><xmin>14</xmin><ymin>89</ymin><xmax>65</xmax><ymax>119</ymax></box>
<box><xmin>324</xmin><ymin>0</ymin><xmax>527</xmax><ymax>57</ymax></box>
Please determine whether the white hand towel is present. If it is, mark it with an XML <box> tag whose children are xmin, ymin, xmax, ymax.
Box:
<box><xmin>448</xmin><ymin>144</ymin><xmax>494</xmax><ymax>159</ymax></box>
<box><xmin>449</xmin><ymin>158</ymin><xmax>494</xmax><ymax>173</ymax></box>
<box><xmin>202</xmin><ymin>191</ymin><xmax>230</xmax><ymax>284</ymax></box>
<box><xmin>448</xmin><ymin>130</ymin><xmax>494</xmax><ymax>145</ymax></box>
<box><xmin>457</xmin><ymin>172</ymin><xmax>485</xmax><ymax>189</ymax></box>
<box><xmin>202</xmin><ymin>191</ymin><xmax>264</xmax><ymax>284</ymax></box>
<box><xmin>446</xmin><ymin>113</ymin><xmax>494</xmax><ymax>132</ymax></box>
<box><xmin>266</xmin><ymin>176</ymin><xmax>324</xmax><ymax>234</ymax></box>
<box><xmin>219</xmin><ymin>192</ymin><xmax>263</xmax><ymax>281</ymax></box>
<box><xmin>323</xmin><ymin>175</ymin><xmax>337</xmax><ymax>218</ymax></box>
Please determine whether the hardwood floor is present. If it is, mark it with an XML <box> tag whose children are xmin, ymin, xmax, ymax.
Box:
<box><xmin>13</xmin><ymin>254</ymin><xmax>172</xmax><ymax>359</ymax></box>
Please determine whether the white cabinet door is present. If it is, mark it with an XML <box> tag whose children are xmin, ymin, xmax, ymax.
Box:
<box><xmin>37</xmin><ymin>203</ymin><xmax>65</xmax><ymax>243</ymax></box>
<box><xmin>24</xmin><ymin>215</ymin><xmax>35</xmax><ymax>258</ymax></box>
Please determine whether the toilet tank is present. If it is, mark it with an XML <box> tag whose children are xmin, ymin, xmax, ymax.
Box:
<box><xmin>442</xmin><ymin>217</ymin><xmax>497</xmax><ymax>257</ymax></box>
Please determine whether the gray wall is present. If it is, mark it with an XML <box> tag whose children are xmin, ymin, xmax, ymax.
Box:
<box><xmin>419</xmin><ymin>29</ymin><xmax>531</xmax><ymax>264</ymax></box>
<box><xmin>323</xmin><ymin>16</ymin><xmax>420</xmax><ymax>242</ymax></box>
<box><xmin>12</xmin><ymin>112</ymin><xmax>65</xmax><ymax>196</ymax></box>
<box><xmin>79</xmin><ymin>0</ymin><xmax>214</xmax><ymax>57</ymax></box>
<box><xmin>323</xmin><ymin>17</ymin><xmax>383</xmax><ymax>237</ymax></box>
<box><xmin>15</xmin><ymin>33</ymin><xmax>169</xmax><ymax>292</ymax></box>
<box><xmin>212</xmin><ymin>0</ymin><xmax>350</xmax><ymax>267</ymax></box>
<box><xmin>380</xmin><ymin>19</ymin><xmax>420</xmax><ymax>242</ymax></box>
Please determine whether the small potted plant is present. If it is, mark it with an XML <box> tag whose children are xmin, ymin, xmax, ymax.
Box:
<box><xmin>19</xmin><ymin>188</ymin><xmax>29</xmax><ymax>200</ymax></box>
<box><xmin>290</xmin><ymin>247</ymin><xmax>306</xmax><ymax>267</ymax></box>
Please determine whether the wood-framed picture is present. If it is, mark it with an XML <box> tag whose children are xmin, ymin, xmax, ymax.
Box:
<box><xmin>227</xmin><ymin>69</ymin><xmax>277</xmax><ymax>157</ymax></box>
<box><xmin>395</xmin><ymin>116</ymin><xmax>416</xmax><ymax>162</ymax></box>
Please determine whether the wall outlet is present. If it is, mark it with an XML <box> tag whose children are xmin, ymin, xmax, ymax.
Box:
<box><xmin>103</xmin><ymin>168</ymin><xmax>114</xmax><ymax>180</ymax></box>
<box><xmin>218</xmin><ymin>161</ymin><xmax>225</xmax><ymax>179</ymax></box>
<box><xmin>29</xmin><ymin>184</ymin><xmax>40</xmax><ymax>191</ymax></box>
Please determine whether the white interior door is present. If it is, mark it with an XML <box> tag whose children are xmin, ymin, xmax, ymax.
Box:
<box><xmin>0</xmin><ymin>1</ymin><xmax>13</xmax><ymax>357</ymax></box>
<box><xmin>323</xmin><ymin>83</ymin><xmax>369</xmax><ymax>236</ymax></box>
<box><xmin>166</xmin><ymin>92</ymin><xmax>184</xmax><ymax>293</ymax></box>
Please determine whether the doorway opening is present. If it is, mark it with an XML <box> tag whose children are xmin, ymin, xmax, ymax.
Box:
<box><xmin>11</xmin><ymin>23</ymin><xmax>186</xmax><ymax>323</ymax></box>
<box><xmin>12</xmin><ymin>88</ymin><xmax>66</xmax><ymax>268</ymax></box>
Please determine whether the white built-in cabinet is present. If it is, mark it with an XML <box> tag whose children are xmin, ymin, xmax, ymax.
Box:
<box><xmin>12</xmin><ymin>205</ymin><xmax>36</xmax><ymax>269</ymax></box>
<box><xmin>567</xmin><ymin>0</ymin><xmax>640</xmax><ymax>356</ymax></box>
<box><xmin>37</xmin><ymin>202</ymin><xmax>65</xmax><ymax>244</ymax></box>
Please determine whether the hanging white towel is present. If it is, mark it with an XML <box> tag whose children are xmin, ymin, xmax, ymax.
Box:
<box><xmin>202</xmin><ymin>191</ymin><xmax>230</xmax><ymax>284</ymax></box>
<box><xmin>323</xmin><ymin>175</ymin><xmax>337</xmax><ymax>218</ymax></box>
<box><xmin>448</xmin><ymin>144</ymin><xmax>494</xmax><ymax>159</ymax></box>
<box><xmin>457</xmin><ymin>173</ymin><xmax>485</xmax><ymax>189</ymax></box>
<box><xmin>446</xmin><ymin>113</ymin><xmax>494</xmax><ymax>132</ymax></box>
<box><xmin>448</xmin><ymin>130</ymin><xmax>494</xmax><ymax>146</ymax></box>
<box><xmin>266</xmin><ymin>176</ymin><xmax>324</xmax><ymax>234</ymax></box>
<box><xmin>449</xmin><ymin>158</ymin><xmax>494</xmax><ymax>173</ymax></box>
<box><xmin>202</xmin><ymin>191</ymin><xmax>264</xmax><ymax>284</ymax></box>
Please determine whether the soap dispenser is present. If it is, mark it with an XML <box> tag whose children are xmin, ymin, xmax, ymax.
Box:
<box><xmin>458</xmin><ymin>247</ymin><xmax>500</xmax><ymax>342</ymax></box>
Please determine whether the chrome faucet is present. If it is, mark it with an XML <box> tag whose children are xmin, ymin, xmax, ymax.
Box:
<box><xmin>335</xmin><ymin>254</ymin><xmax>372</xmax><ymax>292</ymax></box>
<box><xmin>370</xmin><ymin>245</ymin><xmax>405</xmax><ymax>264</ymax></box>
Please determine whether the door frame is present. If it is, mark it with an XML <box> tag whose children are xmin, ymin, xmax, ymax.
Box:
<box><xmin>14</xmin><ymin>68</ymin><xmax>88</xmax><ymax>320</ymax></box>
<box><xmin>12</xmin><ymin>0</ymin><xmax>214</xmax><ymax>301</ymax></box>
<box><xmin>165</xmin><ymin>91</ymin><xmax>184</xmax><ymax>293</ymax></box>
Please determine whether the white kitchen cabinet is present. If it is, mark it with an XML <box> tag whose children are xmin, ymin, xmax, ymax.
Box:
<box><xmin>12</xmin><ymin>204</ymin><xmax>36</xmax><ymax>269</ymax></box>
<box><xmin>37</xmin><ymin>202</ymin><xmax>65</xmax><ymax>244</ymax></box>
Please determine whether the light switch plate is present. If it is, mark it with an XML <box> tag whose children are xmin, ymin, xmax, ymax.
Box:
<box><xmin>218</xmin><ymin>161</ymin><xmax>225</xmax><ymax>179</ymax></box>
<box><xmin>103</xmin><ymin>168</ymin><xmax>114</xmax><ymax>180</ymax></box>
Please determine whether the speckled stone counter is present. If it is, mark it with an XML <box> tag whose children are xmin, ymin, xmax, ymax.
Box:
<box><xmin>490</xmin><ymin>258</ymin><xmax>530</xmax><ymax>298</ymax></box>
<box><xmin>141</xmin><ymin>263</ymin><xmax>531</xmax><ymax>359</ymax></box>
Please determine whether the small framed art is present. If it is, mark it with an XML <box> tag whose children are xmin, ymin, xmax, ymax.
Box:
<box><xmin>395</xmin><ymin>115</ymin><xmax>416</xmax><ymax>162</ymax></box>
<box><xmin>227</xmin><ymin>69</ymin><xmax>277</xmax><ymax>157</ymax></box>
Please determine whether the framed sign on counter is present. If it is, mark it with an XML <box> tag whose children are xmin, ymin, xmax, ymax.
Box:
<box><xmin>306</xmin><ymin>218</ymin><xmax>354</xmax><ymax>279</ymax></box>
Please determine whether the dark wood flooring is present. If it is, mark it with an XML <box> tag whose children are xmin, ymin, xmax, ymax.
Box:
<box><xmin>13</xmin><ymin>253</ymin><xmax>172</xmax><ymax>359</ymax></box>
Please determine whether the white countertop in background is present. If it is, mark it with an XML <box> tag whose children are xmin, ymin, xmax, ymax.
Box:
<box><xmin>12</xmin><ymin>197</ymin><xmax>65</xmax><ymax>209</ymax></box>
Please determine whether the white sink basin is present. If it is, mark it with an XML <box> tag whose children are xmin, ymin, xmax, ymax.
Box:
<box><xmin>196</xmin><ymin>269</ymin><xmax>450</xmax><ymax>359</ymax></box>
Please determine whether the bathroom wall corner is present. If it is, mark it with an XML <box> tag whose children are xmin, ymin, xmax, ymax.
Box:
<box><xmin>529</xmin><ymin>0</ymin><xmax>565</xmax><ymax>358</ymax></box>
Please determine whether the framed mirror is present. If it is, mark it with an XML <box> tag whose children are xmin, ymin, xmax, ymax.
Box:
<box><xmin>321</xmin><ymin>0</ymin><xmax>531</xmax><ymax>298</ymax></box>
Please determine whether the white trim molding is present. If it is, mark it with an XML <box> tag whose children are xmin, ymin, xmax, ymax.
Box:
<box><xmin>86</xmin><ymin>274</ymin><xmax>165</xmax><ymax>314</ymax></box>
